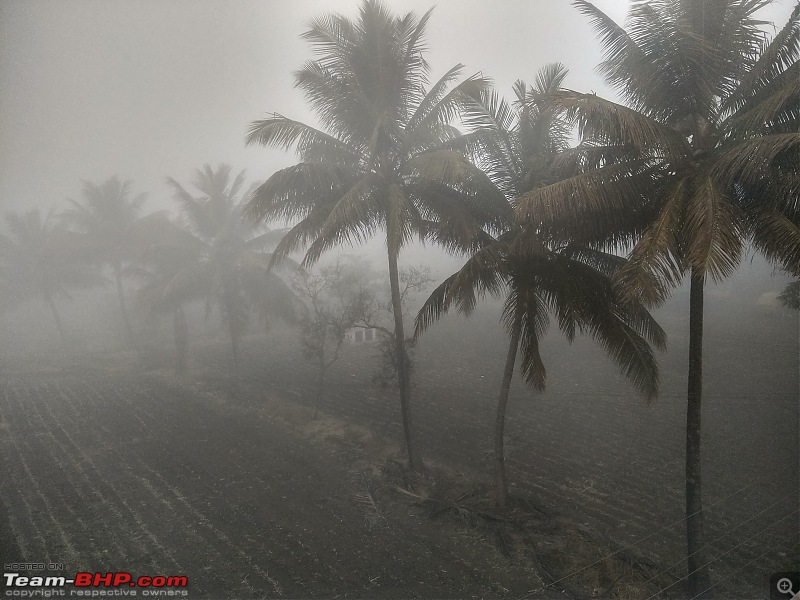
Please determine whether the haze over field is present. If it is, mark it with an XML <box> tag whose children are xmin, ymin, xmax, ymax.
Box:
<box><xmin>0</xmin><ymin>2</ymin><xmax>798</xmax><ymax>599</ymax></box>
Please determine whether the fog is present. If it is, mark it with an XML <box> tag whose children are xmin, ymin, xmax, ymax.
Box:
<box><xmin>1</xmin><ymin>1</ymin><xmax>792</xmax><ymax>214</ymax></box>
<box><xmin>0</xmin><ymin>2</ymin><xmax>798</xmax><ymax>599</ymax></box>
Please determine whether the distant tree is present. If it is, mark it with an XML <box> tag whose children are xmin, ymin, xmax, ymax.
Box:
<box><xmin>0</xmin><ymin>207</ymin><xmax>100</xmax><ymax>345</ymax></box>
<box><xmin>62</xmin><ymin>177</ymin><xmax>149</xmax><ymax>347</ymax></box>
<box><xmin>355</xmin><ymin>265</ymin><xmax>435</xmax><ymax>389</ymax></box>
<box><xmin>515</xmin><ymin>3</ymin><xmax>800</xmax><ymax>595</ymax></box>
<box><xmin>167</xmin><ymin>164</ymin><xmax>298</xmax><ymax>369</ymax></box>
<box><xmin>292</xmin><ymin>258</ymin><xmax>375</xmax><ymax>416</ymax></box>
<box><xmin>779</xmin><ymin>280</ymin><xmax>800</xmax><ymax>310</ymax></box>
<box><xmin>0</xmin><ymin>232</ymin><xmax>24</xmax><ymax>316</ymax></box>
<box><xmin>245</xmin><ymin>0</ymin><xmax>505</xmax><ymax>471</ymax></box>
<box><xmin>417</xmin><ymin>64</ymin><xmax>664</xmax><ymax>507</ymax></box>
<box><xmin>133</xmin><ymin>216</ymin><xmax>206</xmax><ymax>373</ymax></box>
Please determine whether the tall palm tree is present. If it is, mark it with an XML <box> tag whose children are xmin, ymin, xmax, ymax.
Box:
<box><xmin>516</xmin><ymin>2</ymin><xmax>800</xmax><ymax>596</ymax></box>
<box><xmin>133</xmin><ymin>216</ymin><xmax>207</xmax><ymax>373</ymax></box>
<box><xmin>416</xmin><ymin>65</ymin><xmax>665</xmax><ymax>507</ymax></box>
<box><xmin>62</xmin><ymin>177</ymin><xmax>148</xmax><ymax>348</ymax></box>
<box><xmin>0</xmin><ymin>207</ymin><xmax>100</xmax><ymax>345</ymax></box>
<box><xmin>244</xmin><ymin>0</ymin><xmax>506</xmax><ymax>471</ymax></box>
<box><xmin>167</xmin><ymin>164</ymin><xmax>298</xmax><ymax>369</ymax></box>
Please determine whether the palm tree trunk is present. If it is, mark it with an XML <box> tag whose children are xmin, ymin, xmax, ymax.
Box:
<box><xmin>313</xmin><ymin>363</ymin><xmax>325</xmax><ymax>419</ymax></box>
<box><xmin>44</xmin><ymin>294</ymin><xmax>68</xmax><ymax>348</ymax></box>
<box><xmin>114</xmin><ymin>267</ymin><xmax>136</xmax><ymax>348</ymax></box>
<box><xmin>173</xmin><ymin>305</ymin><xmax>188</xmax><ymax>373</ymax></box>
<box><xmin>229</xmin><ymin>318</ymin><xmax>240</xmax><ymax>371</ymax></box>
<box><xmin>686</xmin><ymin>268</ymin><xmax>712</xmax><ymax>598</ymax></box>
<box><xmin>495</xmin><ymin>323</ymin><xmax>521</xmax><ymax>507</ymax></box>
<box><xmin>221</xmin><ymin>287</ymin><xmax>241</xmax><ymax>371</ymax></box>
<box><xmin>388</xmin><ymin>250</ymin><xmax>423</xmax><ymax>472</ymax></box>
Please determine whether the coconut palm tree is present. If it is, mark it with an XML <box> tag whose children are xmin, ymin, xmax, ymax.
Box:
<box><xmin>244</xmin><ymin>0</ymin><xmax>506</xmax><ymax>471</ymax></box>
<box><xmin>416</xmin><ymin>65</ymin><xmax>665</xmax><ymax>507</ymax></box>
<box><xmin>62</xmin><ymin>177</ymin><xmax>148</xmax><ymax>347</ymax></box>
<box><xmin>133</xmin><ymin>216</ymin><xmax>206</xmax><ymax>373</ymax></box>
<box><xmin>167</xmin><ymin>164</ymin><xmax>298</xmax><ymax>369</ymax></box>
<box><xmin>515</xmin><ymin>2</ymin><xmax>800</xmax><ymax>596</ymax></box>
<box><xmin>0</xmin><ymin>207</ymin><xmax>100</xmax><ymax>345</ymax></box>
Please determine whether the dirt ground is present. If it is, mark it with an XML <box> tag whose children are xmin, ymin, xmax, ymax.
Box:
<box><xmin>0</xmin><ymin>294</ymin><xmax>797</xmax><ymax>599</ymax></box>
<box><xmin>0</xmin><ymin>365</ymin><xmax>680</xmax><ymax>599</ymax></box>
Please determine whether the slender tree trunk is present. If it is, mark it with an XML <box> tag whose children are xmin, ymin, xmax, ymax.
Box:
<box><xmin>313</xmin><ymin>362</ymin><xmax>326</xmax><ymax>419</ymax></box>
<box><xmin>495</xmin><ymin>324</ymin><xmax>521</xmax><ymax>507</ymax></box>
<box><xmin>228</xmin><ymin>317</ymin><xmax>240</xmax><ymax>371</ymax></box>
<box><xmin>221</xmin><ymin>285</ymin><xmax>241</xmax><ymax>372</ymax></box>
<box><xmin>114</xmin><ymin>267</ymin><xmax>136</xmax><ymax>348</ymax></box>
<box><xmin>388</xmin><ymin>250</ymin><xmax>423</xmax><ymax>472</ymax></box>
<box><xmin>44</xmin><ymin>294</ymin><xmax>68</xmax><ymax>348</ymax></box>
<box><xmin>686</xmin><ymin>269</ymin><xmax>712</xmax><ymax>598</ymax></box>
<box><xmin>173</xmin><ymin>305</ymin><xmax>188</xmax><ymax>374</ymax></box>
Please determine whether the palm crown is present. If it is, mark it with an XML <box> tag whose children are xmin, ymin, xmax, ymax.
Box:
<box><xmin>1</xmin><ymin>207</ymin><xmax>99</xmax><ymax>343</ymax></box>
<box><xmin>166</xmin><ymin>164</ymin><xmax>297</xmax><ymax>367</ymax></box>
<box><xmin>244</xmin><ymin>1</ymin><xmax>507</xmax><ymax>262</ymax></box>
<box><xmin>244</xmin><ymin>0</ymin><xmax>508</xmax><ymax>471</ymax></box>
<box><xmin>62</xmin><ymin>176</ymin><xmax>149</xmax><ymax>346</ymax></box>
<box><xmin>517</xmin><ymin>1</ymin><xmax>800</xmax><ymax>303</ymax></box>
<box><xmin>419</xmin><ymin>63</ymin><xmax>665</xmax><ymax>396</ymax></box>
<box><xmin>415</xmin><ymin>64</ymin><xmax>665</xmax><ymax>506</ymax></box>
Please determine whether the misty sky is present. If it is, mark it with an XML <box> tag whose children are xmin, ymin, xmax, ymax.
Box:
<box><xmin>0</xmin><ymin>0</ymin><xmax>795</xmax><ymax>221</ymax></box>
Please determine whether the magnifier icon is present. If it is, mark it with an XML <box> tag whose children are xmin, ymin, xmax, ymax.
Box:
<box><xmin>777</xmin><ymin>577</ymin><xmax>800</xmax><ymax>599</ymax></box>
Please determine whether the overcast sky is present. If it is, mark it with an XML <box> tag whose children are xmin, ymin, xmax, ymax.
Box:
<box><xmin>0</xmin><ymin>0</ymin><xmax>795</xmax><ymax>220</ymax></box>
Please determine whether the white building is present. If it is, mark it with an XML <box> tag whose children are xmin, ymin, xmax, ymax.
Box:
<box><xmin>344</xmin><ymin>327</ymin><xmax>385</xmax><ymax>344</ymax></box>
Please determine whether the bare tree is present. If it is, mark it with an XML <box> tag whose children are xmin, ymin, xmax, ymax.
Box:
<box><xmin>350</xmin><ymin>265</ymin><xmax>435</xmax><ymax>389</ymax></box>
<box><xmin>292</xmin><ymin>258</ymin><xmax>375</xmax><ymax>417</ymax></box>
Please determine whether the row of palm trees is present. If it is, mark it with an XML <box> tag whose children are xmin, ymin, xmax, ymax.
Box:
<box><xmin>1</xmin><ymin>1</ymin><xmax>796</xmax><ymax>596</ymax></box>
<box><xmin>242</xmin><ymin>1</ymin><xmax>799</xmax><ymax>597</ymax></box>
<box><xmin>0</xmin><ymin>167</ymin><xmax>298</xmax><ymax>369</ymax></box>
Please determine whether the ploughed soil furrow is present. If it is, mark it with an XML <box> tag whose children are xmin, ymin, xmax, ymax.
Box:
<box><xmin>1</xmin><ymin>298</ymin><xmax>796</xmax><ymax>599</ymax></box>
<box><xmin>61</xmin><ymin>379</ymin><xmax>284</xmax><ymax>598</ymax></box>
<box><xmin>1</xmin><ymin>373</ymin><xmax>549</xmax><ymax>599</ymax></box>
<box><xmin>22</xmin><ymin>381</ymin><xmax>134</xmax><ymax>569</ymax></box>
<box><xmin>209</xmin><ymin>301</ymin><xmax>798</xmax><ymax>599</ymax></box>
<box><xmin>1</xmin><ymin>382</ymin><xmax>80</xmax><ymax>565</ymax></box>
<box><xmin>22</xmin><ymin>380</ymin><xmax>184</xmax><ymax>574</ymax></box>
<box><xmin>0</xmin><ymin>384</ymin><xmax>53</xmax><ymax>563</ymax></box>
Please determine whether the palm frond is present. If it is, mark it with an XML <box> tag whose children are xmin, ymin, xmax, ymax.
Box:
<box><xmin>543</xmin><ymin>90</ymin><xmax>689</xmax><ymax>161</ymax></box>
<box><xmin>585</xmin><ymin>309</ymin><xmax>661</xmax><ymax>401</ymax></box>
<box><xmin>713</xmin><ymin>133</ymin><xmax>800</xmax><ymax>184</ymax></box>
<box><xmin>723</xmin><ymin>3</ymin><xmax>800</xmax><ymax>114</ymax></box>
<box><xmin>724</xmin><ymin>63</ymin><xmax>800</xmax><ymax>136</ymax></box>
<box><xmin>414</xmin><ymin>241</ymin><xmax>508</xmax><ymax>337</ymax></box>
<box><xmin>302</xmin><ymin>178</ymin><xmax>384</xmax><ymax>266</ymax></box>
<box><xmin>748</xmin><ymin>208</ymin><xmax>800</xmax><ymax>276</ymax></box>
<box><xmin>245</xmin><ymin>163</ymin><xmax>354</xmax><ymax>224</ymax></box>
<box><xmin>509</xmin><ymin>286</ymin><xmax>549</xmax><ymax>390</ymax></box>
<box><xmin>613</xmin><ymin>181</ymin><xmax>685</xmax><ymax>305</ymax></box>
<box><xmin>407</xmin><ymin>63</ymin><xmax>465</xmax><ymax>131</ymax></box>
<box><xmin>683</xmin><ymin>176</ymin><xmax>744</xmax><ymax>281</ymax></box>
<box><xmin>246</xmin><ymin>114</ymin><xmax>360</xmax><ymax>166</ymax></box>
<box><xmin>516</xmin><ymin>158</ymin><xmax>664</xmax><ymax>246</ymax></box>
